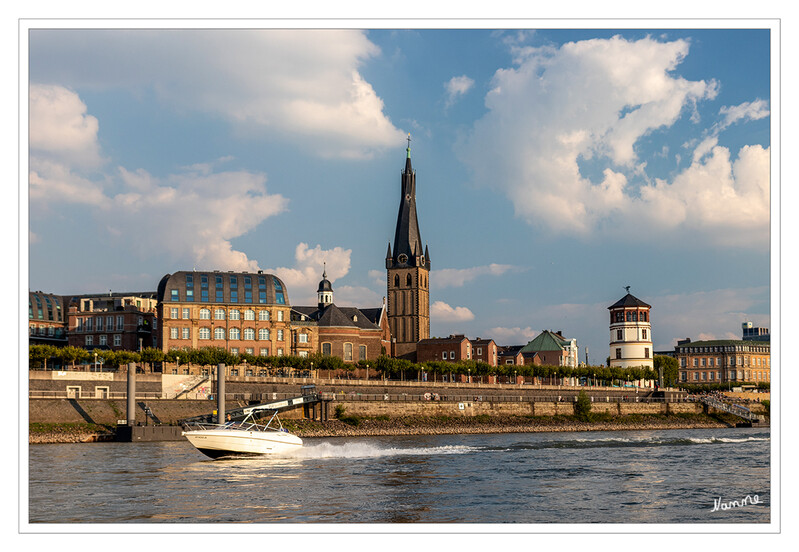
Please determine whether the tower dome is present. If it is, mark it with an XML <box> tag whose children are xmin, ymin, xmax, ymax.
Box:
<box><xmin>317</xmin><ymin>265</ymin><xmax>333</xmax><ymax>309</ymax></box>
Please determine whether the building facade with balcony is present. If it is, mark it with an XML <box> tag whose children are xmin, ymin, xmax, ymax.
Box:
<box><xmin>66</xmin><ymin>292</ymin><xmax>156</xmax><ymax>352</ymax></box>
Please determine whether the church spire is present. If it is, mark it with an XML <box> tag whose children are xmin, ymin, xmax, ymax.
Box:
<box><xmin>389</xmin><ymin>134</ymin><xmax>428</xmax><ymax>269</ymax></box>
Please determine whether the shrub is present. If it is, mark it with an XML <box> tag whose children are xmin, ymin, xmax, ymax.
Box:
<box><xmin>574</xmin><ymin>390</ymin><xmax>592</xmax><ymax>422</ymax></box>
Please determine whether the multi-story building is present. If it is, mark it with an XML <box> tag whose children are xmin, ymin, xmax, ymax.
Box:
<box><xmin>28</xmin><ymin>291</ymin><xmax>68</xmax><ymax>346</ymax></box>
<box><xmin>471</xmin><ymin>338</ymin><xmax>498</xmax><ymax>366</ymax></box>
<box><xmin>742</xmin><ymin>322</ymin><xmax>770</xmax><ymax>342</ymax></box>
<box><xmin>608</xmin><ymin>289</ymin><xmax>653</xmax><ymax>369</ymax></box>
<box><xmin>521</xmin><ymin>330</ymin><xmax>578</xmax><ymax>368</ymax></box>
<box><xmin>66</xmin><ymin>292</ymin><xmax>157</xmax><ymax>352</ymax></box>
<box><xmin>416</xmin><ymin>334</ymin><xmax>472</xmax><ymax>363</ymax></box>
<box><xmin>675</xmin><ymin>339</ymin><xmax>770</xmax><ymax>384</ymax></box>
<box><xmin>497</xmin><ymin>345</ymin><xmax>524</xmax><ymax>366</ymax></box>
<box><xmin>156</xmin><ymin>270</ymin><xmax>293</xmax><ymax>358</ymax></box>
<box><xmin>386</xmin><ymin>137</ymin><xmax>430</xmax><ymax>360</ymax></box>
<box><xmin>291</xmin><ymin>270</ymin><xmax>389</xmax><ymax>363</ymax></box>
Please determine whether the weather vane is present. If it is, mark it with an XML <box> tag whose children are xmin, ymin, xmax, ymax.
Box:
<box><xmin>407</xmin><ymin>133</ymin><xmax>412</xmax><ymax>148</ymax></box>
<box><xmin>624</xmin><ymin>285</ymin><xmax>631</xmax><ymax>293</ymax></box>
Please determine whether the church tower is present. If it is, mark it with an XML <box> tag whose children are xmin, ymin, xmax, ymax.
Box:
<box><xmin>386</xmin><ymin>135</ymin><xmax>430</xmax><ymax>359</ymax></box>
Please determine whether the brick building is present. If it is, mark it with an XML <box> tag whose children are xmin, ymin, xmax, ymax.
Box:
<box><xmin>66</xmin><ymin>292</ymin><xmax>157</xmax><ymax>352</ymax></box>
<box><xmin>520</xmin><ymin>330</ymin><xmax>578</xmax><ymax>368</ymax></box>
<box><xmin>291</xmin><ymin>269</ymin><xmax>390</xmax><ymax>364</ymax></box>
<box><xmin>471</xmin><ymin>338</ymin><xmax>498</xmax><ymax>366</ymax></box>
<box><xmin>675</xmin><ymin>338</ymin><xmax>770</xmax><ymax>385</ymax></box>
<box><xmin>156</xmin><ymin>270</ymin><xmax>294</xmax><ymax>358</ymax></box>
<box><xmin>416</xmin><ymin>334</ymin><xmax>472</xmax><ymax>363</ymax></box>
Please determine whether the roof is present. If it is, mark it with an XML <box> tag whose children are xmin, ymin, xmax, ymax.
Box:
<box><xmin>292</xmin><ymin>304</ymin><xmax>380</xmax><ymax>330</ymax></box>
<box><xmin>388</xmin><ymin>144</ymin><xmax>429</xmax><ymax>269</ymax></box>
<box><xmin>520</xmin><ymin>330</ymin><xmax>571</xmax><ymax>353</ymax></box>
<box><xmin>498</xmin><ymin>345</ymin><xmax>524</xmax><ymax>355</ymax></box>
<box><xmin>608</xmin><ymin>293</ymin><xmax>651</xmax><ymax>309</ymax></box>
<box><xmin>157</xmin><ymin>270</ymin><xmax>289</xmax><ymax>305</ymax></box>
<box><xmin>418</xmin><ymin>334</ymin><xmax>470</xmax><ymax>346</ymax></box>
<box><xmin>677</xmin><ymin>339</ymin><xmax>770</xmax><ymax>349</ymax></box>
<box><xmin>471</xmin><ymin>338</ymin><xmax>496</xmax><ymax>346</ymax></box>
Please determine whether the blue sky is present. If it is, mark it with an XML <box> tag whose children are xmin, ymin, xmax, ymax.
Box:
<box><xmin>25</xmin><ymin>24</ymin><xmax>774</xmax><ymax>364</ymax></box>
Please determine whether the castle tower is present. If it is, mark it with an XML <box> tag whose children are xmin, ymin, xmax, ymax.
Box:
<box><xmin>608</xmin><ymin>287</ymin><xmax>653</xmax><ymax>369</ymax></box>
<box><xmin>386</xmin><ymin>135</ymin><xmax>430</xmax><ymax>359</ymax></box>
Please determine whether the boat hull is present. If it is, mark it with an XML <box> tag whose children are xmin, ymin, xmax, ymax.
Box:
<box><xmin>182</xmin><ymin>428</ymin><xmax>303</xmax><ymax>459</ymax></box>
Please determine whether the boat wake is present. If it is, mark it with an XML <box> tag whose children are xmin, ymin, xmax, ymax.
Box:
<box><xmin>284</xmin><ymin>441</ymin><xmax>478</xmax><ymax>459</ymax></box>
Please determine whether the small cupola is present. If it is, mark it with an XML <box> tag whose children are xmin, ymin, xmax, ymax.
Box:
<box><xmin>317</xmin><ymin>263</ymin><xmax>333</xmax><ymax>309</ymax></box>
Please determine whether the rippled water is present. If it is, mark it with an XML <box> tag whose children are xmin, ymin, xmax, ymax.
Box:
<box><xmin>27</xmin><ymin>427</ymin><xmax>770</xmax><ymax>525</ymax></box>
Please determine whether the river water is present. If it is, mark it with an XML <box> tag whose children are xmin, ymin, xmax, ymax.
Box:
<box><xmin>27</xmin><ymin>427</ymin><xmax>770</xmax><ymax>526</ymax></box>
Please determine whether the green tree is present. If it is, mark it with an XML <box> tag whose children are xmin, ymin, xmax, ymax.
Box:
<box><xmin>574</xmin><ymin>390</ymin><xmax>592</xmax><ymax>421</ymax></box>
<box><xmin>29</xmin><ymin>344</ymin><xmax>58</xmax><ymax>370</ymax></box>
<box><xmin>56</xmin><ymin>346</ymin><xmax>89</xmax><ymax>370</ymax></box>
<box><xmin>139</xmin><ymin>347</ymin><xmax>165</xmax><ymax>372</ymax></box>
<box><xmin>654</xmin><ymin>355</ymin><xmax>679</xmax><ymax>387</ymax></box>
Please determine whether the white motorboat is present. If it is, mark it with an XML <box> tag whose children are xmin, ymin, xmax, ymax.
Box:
<box><xmin>182</xmin><ymin>409</ymin><xmax>303</xmax><ymax>459</ymax></box>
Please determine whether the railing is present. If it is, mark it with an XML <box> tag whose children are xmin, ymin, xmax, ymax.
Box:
<box><xmin>699</xmin><ymin>395</ymin><xmax>764</xmax><ymax>422</ymax></box>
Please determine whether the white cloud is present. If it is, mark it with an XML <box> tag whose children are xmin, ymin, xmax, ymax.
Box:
<box><xmin>460</xmin><ymin>35</ymin><xmax>769</xmax><ymax>247</ymax></box>
<box><xmin>433</xmin><ymin>263</ymin><xmax>515</xmax><ymax>288</ymax></box>
<box><xmin>334</xmin><ymin>285</ymin><xmax>384</xmax><ymax>309</ymax></box>
<box><xmin>268</xmin><ymin>243</ymin><xmax>352</xmax><ymax>304</ymax></box>
<box><xmin>368</xmin><ymin>269</ymin><xmax>385</xmax><ymax>287</ymax></box>
<box><xmin>30</xmin><ymin>29</ymin><xmax>405</xmax><ymax>159</ymax></box>
<box><xmin>444</xmin><ymin>75</ymin><xmax>475</xmax><ymax>108</ymax></box>
<box><xmin>719</xmin><ymin>99</ymin><xmax>770</xmax><ymax>128</ymax></box>
<box><xmin>485</xmin><ymin>326</ymin><xmax>538</xmax><ymax>346</ymax></box>
<box><xmin>431</xmin><ymin>301</ymin><xmax>475</xmax><ymax>322</ymax></box>
<box><xmin>29</xmin><ymin>85</ymin><xmax>288</xmax><ymax>272</ymax></box>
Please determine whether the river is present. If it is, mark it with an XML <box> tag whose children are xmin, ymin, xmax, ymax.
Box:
<box><xmin>27</xmin><ymin>427</ymin><xmax>770</xmax><ymax>525</ymax></box>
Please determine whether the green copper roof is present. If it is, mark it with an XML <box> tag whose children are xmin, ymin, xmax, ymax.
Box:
<box><xmin>520</xmin><ymin>330</ymin><xmax>569</xmax><ymax>353</ymax></box>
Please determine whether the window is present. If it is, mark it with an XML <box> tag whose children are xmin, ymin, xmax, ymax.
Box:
<box><xmin>214</xmin><ymin>327</ymin><xmax>225</xmax><ymax>340</ymax></box>
<box><xmin>182</xmin><ymin>308</ymin><xmax>190</xmax><ymax>319</ymax></box>
<box><xmin>259</xmin><ymin>310</ymin><xmax>270</xmax><ymax>321</ymax></box>
<box><xmin>243</xmin><ymin>328</ymin><xmax>255</xmax><ymax>340</ymax></box>
<box><xmin>277</xmin><ymin>310</ymin><xmax>284</xmax><ymax>322</ymax></box>
<box><xmin>99</xmin><ymin>335</ymin><xmax>107</xmax><ymax>346</ymax></box>
<box><xmin>344</xmin><ymin>343</ymin><xmax>353</xmax><ymax>361</ymax></box>
<box><xmin>229</xmin><ymin>328</ymin><xmax>241</xmax><ymax>340</ymax></box>
<box><xmin>701</xmin><ymin>358</ymin><xmax>706</xmax><ymax>366</ymax></box>
<box><xmin>273</xmin><ymin>277</ymin><xmax>286</xmax><ymax>304</ymax></box>
<box><xmin>214</xmin><ymin>309</ymin><xmax>225</xmax><ymax>320</ymax></box>
<box><xmin>299</xmin><ymin>351</ymin><xmax>308</xmax><ymax>358</ymax></box>
<box><xmin>114</xmin><ymin>335</ymin><xmax>122</xmax><ymax>347</ymax></box>
<box><xmin>359</xmin><ymin>345</ymin><xmax>367</xmax><ymax>361</ymax></box>
<box><xmin>450</xmin><ymin>351</ymin><xmax>455</xmax><ymax>360</ymax></box>
<box><xmin>182</xmin><ymin>327</ymin><xmax>190</xmax><ymax>340</ymax></box>
<box><xmin>258</xmin><ymin>277</ymin><xmax>267</xmax><ymax>303</ymax></box>
<box><xmin>615</xmin><ymin>348</ymin><xmax>622</xmax><ymax>359</ymax></box>
<box><xmin>171</xmin><ymin>289</ymin><xmax>179</xmax><ymax>301</ymax></box>
<box><xmin>693</xmin><ymin>358</ymin><xmax>698</xmax><ymax>367</ymax></box>
<box><xmin>85</xmin><ymin>335</ymin><xmax>93</xmax><ymax>346</ymax></box>
<box><xmin>244</xmin><ymin>309</ymin><xmax>255</xmax><ymax>320</ymax></box>
<box><xmin>230</xmin><ymin>290</ymin><xmax>238</xmax><ymax>302</ymax></box>
<box><xmin>229</xmin><ymin>309</ymin><xmax>241</xmax><ymax>320</ymax></box>
<box><xmin>186</xmin><ymin>289</ymin><xmax>194</xmax><ymax>302</ymax></box>
<box><xmin>230</xmin><ymin>348</ymin><xmax>238</xmax><ymax>356</ymax></box>
<box><xmin>170</xmin><ymin>308</ymin><xmax>179</xmax><ymax>319</ymax></box>
<box><xmin>406</xmin><ymin>274</ymin><xmax>412</xmax><ymax>286</ymax></box>
<box><xmin>199</xmin><ymin>327</ymin><xmax>211</xmax><ymax>340</ymax></box>
<box><xmin>298</xmin><ymin>333</ymin><xmax>308</xmax><ymax>343</ymax></box>
<box><xmin>245</xmin><ymin>348</ymin><xmax>254</xmax><ymax>356</ymax></box>
<box><xmin>258</xmin><ymin>328</ymin><xmax>270</xmax><ymax>340</ymax></box>
<box><xmin>199</xmin><ymin>308</ymin><xmax>211</xmax><ymax>320</ymax></box>
<box><xmin>394</xmin><ymin>274</ymin><xmax>400</xmax><ymax>288</ymax></box>
<box><xmin>277</xmin><ymin>329</ymin><xmax>284</xmax><ymax>341</ymax></box>
<box><xmin>322</xmin><ymin>343</ymin><xmax>332</xmax><ymax>356</ymax></box>
<box><xmin>642</xmin><ymin>329</ymin><xmax>647</xmax><ymax>340</ymax></box>
<box><xmin>260</xmin><ymin>348</ymin><xmax>269</xmax><ymax>356</ymax></box>
<box><xmin>201</xmin><ymin>290</ymin><xmax>209</xmax><ymax>302</ymax></box>
<box><xmin>170</xmin><ymin>327</ymin><xmax>178</xmax><ymax>339</ymax></box>
<box><xmin>277</xmin><ymin>348</ymin><xmax>284</xmax><ymax>356</ymax></box>
<box><xmin>616</xmin><ymin>329</ymin><xmax>623</xmax><ymax>341</ymax></box>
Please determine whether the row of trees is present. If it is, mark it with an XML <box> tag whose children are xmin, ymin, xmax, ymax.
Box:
<box><xmin>30</xmin><ymin>344</ymin><xmax>662</xmax><ymax>386</ymax></box>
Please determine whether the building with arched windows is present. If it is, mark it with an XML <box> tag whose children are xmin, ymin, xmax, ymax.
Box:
<box><xmin>608</xmin><ymin>289</ymin><xmax>653</xmax><ymax>369</ymax></box>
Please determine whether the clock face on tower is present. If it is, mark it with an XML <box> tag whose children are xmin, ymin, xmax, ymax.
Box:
<box><xmin>398</xmin><ymin>254</ymin><xmax>408</xmax><ymax>264</ymax></box>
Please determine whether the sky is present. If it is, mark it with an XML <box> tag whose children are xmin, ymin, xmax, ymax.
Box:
<box><xmin>24</xmin><ymin>23</ymin><xmax>775</xmax><ymax>365</ymax></box>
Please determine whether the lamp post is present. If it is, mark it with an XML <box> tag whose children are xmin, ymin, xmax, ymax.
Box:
<box><xmin>468</xmin><ymin>368</ymin><xmax>471</xmax><ymax>384</ymax></box>
<box><xmin>177</xmin><ymin>356</ymin><xmax>180</xmax><ymax>374</ymax></box>
<box><xmin>366</xmin><ymin>363</ymin><xmax>369</xmax><ymax>382</ymax></box>
<box><xmin>94</xmin><ymin>352</ymin><xmax>98</xmax><ymax>372</ymax></box>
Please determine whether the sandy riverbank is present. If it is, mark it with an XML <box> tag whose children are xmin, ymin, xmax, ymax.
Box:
<box><xmin>29</xmin><ymin>413</ymin><xmax>756</xmax><ymax>444</ymax></box>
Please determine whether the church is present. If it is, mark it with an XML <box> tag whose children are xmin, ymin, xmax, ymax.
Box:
<box><xmin>385</xmin><ymin>136</ymin><xmax>431</xmax><ymax>360</ymax></box>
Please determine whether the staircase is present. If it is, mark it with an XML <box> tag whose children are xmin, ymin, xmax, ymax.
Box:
<box><xmin>169</xmin><ymin>375</ymin><xmax>210</xmax><ymax>399</ymax></box>
<box><xmin>699</xmin><ymin>396</ymin><xmax>765</xmax><ymax>423</ymax></box>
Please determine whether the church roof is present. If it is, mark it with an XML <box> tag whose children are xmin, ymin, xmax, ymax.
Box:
<box><xmin>292</xmin><ymin>304</ymin><xmax>380</xmax><ymax>330</ymax></box>
<box><xmin>608</xmin><ymin>293</ymin><xmax>651</xmax><ymax>309</ymax></box>
<box><xmin>388</xmin><ymin>137</ymin><xmax>429</xmax><ymax>269</ymax></box>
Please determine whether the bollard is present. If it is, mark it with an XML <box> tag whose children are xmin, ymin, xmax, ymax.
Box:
<box><xmin>217</xmin><ymin>363</ymin><xmax>226</xmax><ymax>425</ymax></box>
<box><xmin>126</xmin><ymin>362</ymin><xmax>136</xmax><ymax>426</ymax></box>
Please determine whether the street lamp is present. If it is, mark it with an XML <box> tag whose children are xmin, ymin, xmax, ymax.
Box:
<box><xmin>366</xmin><ymin>363</ymin><xmax>369</xmax><ymax>382</ymax></box>
<box><xmin>468</xmin><ymin>368</ymin><xmax>471</xmax><ymax>384</ymax></box>
<box><xmin>94</xmin><ymin>352</ymin><xmax>98</xmax><ymax>372</ymax></box>
<box><xmin>177</xmin><ymin>356</ymin><xmax>180</xmax><ymax>373</ymax></box>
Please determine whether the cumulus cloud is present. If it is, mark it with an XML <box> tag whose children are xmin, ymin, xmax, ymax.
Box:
<box><xmin>433</xmin><ymin>263</ymin><xmax>515</xmax><ymax>288</ymax></box>
<box><xmin>431</xmin><ymin>301</ymin><xmax>475</xmax><ymax>322</ymax></box>
<box><xmin>29</xmin><ymin>84</ymin><xmax>288</xmax><ymax>272</ymax></box>
<box><xmin>460</xmin><ymin>35</ymin><xmax>769</xmax><ymax>247</ymax></box>
<box><xmin>444</xmin><ymin>75</ymin><xmax>475</xmax><ymax>108</ymax></box>
<box><xmin>30</xmin><ymin>29</ymin><xmax>405</xmax><ymax>159</ymax></box>
<box><xmin>267</xmin><ymin>243</ymin><xmax>353</xmax><ymax>305</ymax></box>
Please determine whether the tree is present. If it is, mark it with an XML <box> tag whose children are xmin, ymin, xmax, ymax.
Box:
<box><xmin>139</xmin><ymin>347</ymin><xmax>165</xmax><ymax>372</ymax></box>
<box><xmin>574</xmin><ymin>390</ymin><xmax>592</xmax><ymax>421</ymax></box>
<box><xmin>654</xmin><ymin>355</ymin><xmax>679</xmax><ymax>387</ymax></box>
<box><xmin>29</xmin><ymin>344</ymin><xmax>57</xmax><ymax>370</ymax></box>
<box><xmin>56</xmin><ymin>346</ymin><xmax>90</xmax><ymax>370</ymax></box>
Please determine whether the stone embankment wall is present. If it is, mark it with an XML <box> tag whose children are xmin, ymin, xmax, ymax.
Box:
<box><xmin>28</xmin><ymin>397</ymin><xmax>706</xmax><ymax>426</ymax></box>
